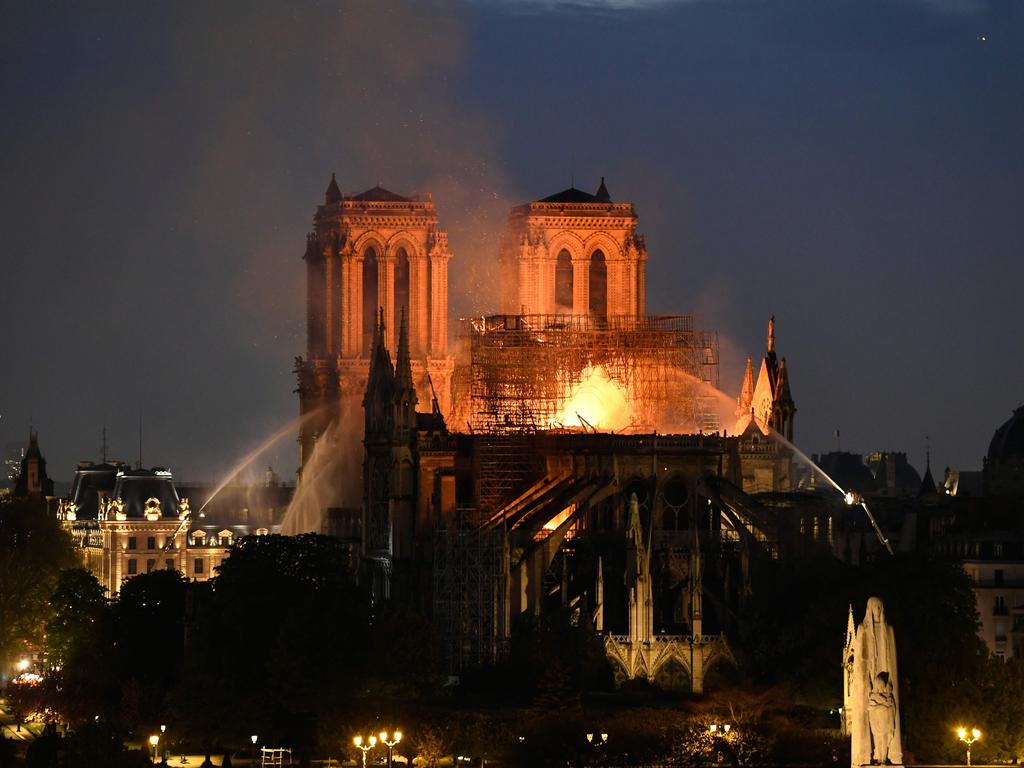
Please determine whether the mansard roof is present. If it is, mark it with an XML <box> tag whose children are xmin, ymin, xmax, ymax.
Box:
<box><xmin>348</xmin><ymin>185</ymin><xmax>411</xmax><ymax>203</ymax></box>
<box><xmin>110</xmin><ymin>467</ymin><xmax>181</xmax><ymax>519</ymax></box>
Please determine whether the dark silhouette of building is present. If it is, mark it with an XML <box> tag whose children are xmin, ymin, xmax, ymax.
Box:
<box><xmin>12</xmin><ymin>431</ymin><xmax>54</xmax><ymax>500</ymax></box>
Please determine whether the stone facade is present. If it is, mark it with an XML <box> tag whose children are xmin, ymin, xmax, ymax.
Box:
<box><xmin>297</xmin><ymin>178</ymin><xmax>455</xmax><ymax>471</ymax></box>
<box><xmin>498</xmin><ymin>180</ymin><xmax>648</xmax><ymax>319</ymax></box>
<box><xmin>58</xmin><ymin>465</ymin><xmax>274</xmax><ymax>595</ymax></box>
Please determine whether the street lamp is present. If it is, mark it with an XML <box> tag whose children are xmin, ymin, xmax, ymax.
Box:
<box><xmin>379</xmin><ymin>730</ymin><xmax>402</xmax><ymax>768</ymax></box>
<box><xmin>16</xmin><ymin>659</ymin><xmax>29</xmax><ymax>673</ymax></box>
<box><xmin>708</xmin><ymin>724</ymin><xmax>734</xmax><ymax>767</ymax></box>
<box><xmin>354</xmin><ymin>734</ymin><xmax>377</xmax><ymax>768</ymax></box>
<box><xmin>149</xmin><ymin>734</ymin><xmax>160</xmax><ymax>765</ymax></box>
<box><xmin>957</xmin><ymin>727</ymin><xmax>981</xmax><ymax>766</ymax></box>
<box><xmin>586</xmin><ymin>733</ymin><xmax>608</xmax><ymax>767</ymax></box>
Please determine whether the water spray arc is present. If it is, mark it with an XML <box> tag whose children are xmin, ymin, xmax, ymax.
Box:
<box><xmin>162</xmin><ymin>408</ymin><xmax>327</xmax><ymax>551</ymax></box>
<box><xmin>763</xmin><ymin>421</ymin><xmax>894</xmax><ymax>556</ymax></box>
<box><xmin>686</xmin><ymin>371</ymin><xmax>894</xmax><ymax>556</ymax></box>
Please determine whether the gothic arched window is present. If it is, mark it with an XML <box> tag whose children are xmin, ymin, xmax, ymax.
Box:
<box><xmin>362</xmin><ymin>246</ymin><xmax>379</xmax><ymax>354</ymax></box>
<box><xmin>589</xmin><ymin>249</ymin><xmax>607</xmax><ymax>321</ymax></box>
<box><xmin>555</xmin><ymin>249</ymin><xmax>573</xmax><ymax>311</ymax></box>
<box><xmin>394</xmin><ymin>246</ymin><xmax>410</xmax><ymax>337</ymax></box>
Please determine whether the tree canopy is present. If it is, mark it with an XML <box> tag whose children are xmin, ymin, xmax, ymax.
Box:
<box><xmin>0</xmin><ymin>497</ymin><xmax>79</xmax><ymax>675</ymax></box>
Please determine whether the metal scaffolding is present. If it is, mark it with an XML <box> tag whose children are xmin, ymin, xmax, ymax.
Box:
<box><xmin>461</xmin><ymin>314</ymin><xmax>720</xmax><ymax>436</ymax></box>
<box><xmin>432</xmin><ymin>510</ymin><xmax>508</xmax><ymax>674</ymax></box>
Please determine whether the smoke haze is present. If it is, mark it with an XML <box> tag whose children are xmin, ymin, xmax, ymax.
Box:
<box><xmin>3</xmin><ymin>0</ymin><xmax>1023</xmax><ymax>481</ymax></box>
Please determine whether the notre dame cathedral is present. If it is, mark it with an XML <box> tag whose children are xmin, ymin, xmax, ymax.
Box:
<box><xmin>295</xmin><ymin>175</ymin><xmax>802</xmax><ymax>684</ymax></box>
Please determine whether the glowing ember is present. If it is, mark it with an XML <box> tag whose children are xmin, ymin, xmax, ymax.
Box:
<box><xmin>554</xmin><ymin>365</ymin><xmax>633</xmax><ymax>431</ymax></box>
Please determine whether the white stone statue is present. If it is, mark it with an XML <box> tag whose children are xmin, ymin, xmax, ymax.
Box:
<box><xmin>844</xmin><ymin>597</ymin><xmax>903</xmax><ymax>767</ymax></box>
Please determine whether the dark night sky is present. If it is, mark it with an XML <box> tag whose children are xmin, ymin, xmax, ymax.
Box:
<box><xmin>2</xmin><ymin>0</ymin><xmax>1022</xmax><ymax>483</ymax></box>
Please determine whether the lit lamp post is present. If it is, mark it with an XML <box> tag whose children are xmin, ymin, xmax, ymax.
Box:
<box><xmin>586</xmin><ymin>733</ymin><xmax>608</xmax><ymax>767</ymax></box>
<box><xmin>251</xmin><ymin>734</ymin><xmax>258</xmax><ymax>767</ymax></box>
<box><xmin>354</xmin><ymin>734</ymin><xmax>377</xmax><ymax>768</ymax></box>
<box><xmin>379</xmin><ymin>730</ymin><xmax>402</xmax><ymax>768</ymax></box>
<box><xmin>149</xmin><ymin>735</ymin><xmax>160</xmax><ymax>765</ymax></box>
<box><xmin>160</xmin><ymin>725</ymin><xmax>166</xmax><ymax>763</ymax></box>
<box><xmin>957</xmin><ymin>727</ymin><xmax>981</xmax><ymax>767</ymax></box>
<box><xmin>708</xmin><ymin>724</ymin><xmax>734</xmax><ymax>767</ymax></box>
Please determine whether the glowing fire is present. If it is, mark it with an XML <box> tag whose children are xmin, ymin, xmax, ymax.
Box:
<box><xmin>554</xmin><ymin>365</ymin><xmax>633</xmax><ymax>432</ymax></box>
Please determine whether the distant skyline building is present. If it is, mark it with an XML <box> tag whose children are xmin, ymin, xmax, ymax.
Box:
<box><xmin>11</xmin><ymin>430</ymin><xmax>54</xmax><ymax>500</ymax></box>
<box><xmin>58</xmin><ymin>461</ymin><xmax>290</xmax><ymax>595</ymax></box>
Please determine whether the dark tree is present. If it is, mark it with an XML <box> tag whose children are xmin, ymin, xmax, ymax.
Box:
<box><xmin>0</xmin><ymin>497</ymin><xmax>79</xmax><ymax>672</ymax></box>
<box><xmin>41</xmin><ymin>569</ymin><xmax>117</xmax><ymax>726</ymax></box>
<box><xmin>739</xmin><ymin>552</ymin><xmax>986</xmax><ymax>761</ymax></box>
<box><xmin>111</xmin><ymin>569</ymin><xmax>189</xmax><ymax>726</ymax></box>
<box><xmin>175</xmin><ymin>534</ymin><xmax>369</xmax><ymax>757</ymax></box>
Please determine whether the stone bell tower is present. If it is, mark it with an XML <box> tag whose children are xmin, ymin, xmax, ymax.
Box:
<box><xmin>296</xmin><ymin>176</ymin><xmax>455</xmax><ymax>471</ymax></box>
<box><xmin>498</xmin><ymin>178</ymin><xmax>648</xmax><ymax>320</ymax></box>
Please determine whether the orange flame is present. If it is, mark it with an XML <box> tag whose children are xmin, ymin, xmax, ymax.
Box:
<box><xmin>554</xmin><ymin>365</ymin><xmax>633</xmax><ymax>432</ymax></box>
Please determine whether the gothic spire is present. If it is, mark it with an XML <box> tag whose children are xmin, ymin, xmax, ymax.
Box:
<box><xmin>767</xmin><ymin>314</ymin><xmax>775</xmax><ymax>354</ymax></box>
<box><xmin>325</xmin><ymin>172</ymin><xmax>342</xmax><ymax>204</ymax></box>
<box><xmin>919</xmin><ymin>438</ymin><xmax>937</xmax><ymax>496</ymax></box>
<box><xmin>395</xmin><ymin>306</ymin><xmax>415</xmax><ymax>394</ymax></box>
<box><xmin>777</xmin><ymin>356</ymin><xmax>792</xmax><ymax>401</ymax></box>
<box><xmin>368</xmin><ymin>307</ymin><xmax>394</xmax><ymax>385</ymax></box>
<box><xmin>736</xmin><ymin>356</ymin><xmax>755</xmax><ymax>416</ymax></box>
<box><xmin>595</xmin><ymin>176</ymin><xmax>611</xmax><ymax>203</ymax></box>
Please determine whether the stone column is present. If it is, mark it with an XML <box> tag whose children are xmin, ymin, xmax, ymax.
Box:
<box><xmin>325</xmin><ymin>248</ymin><xmax>341</xmax><ymax>355</ymax></box>
<box><xmin>410</xmin><ymin>251</ymin><xmax>429</xmax><ymax>356</ymax></box>
<box><xmin>352</xmin><ymin>256</ymin><xmax>365</xmax><ymax>357</ymax></box>
<box><xmin>518</xmin><ymin>253</ymin><xmax>533</xmax><ymax>314</ymax></box>
<box><xmin>572</xmin><ymin>256</ymin><xmax>590</xmax><ymax>317</ymax></box>
<box><xmin>621</xmin><ymin>258</ymin><xmax>632</xmax><ymax>317</ymax></box>
<box><xmin>637</xmin><ymin>252</ymin><xmax>647</xmax><ymax>316</ymax></box>
<box><xmin>379</xmin><ymin>255</ymin><xmax>395</xmax><ymax>352</ymax></box>
<box><xmin>340</xmin><ymin>252</ymin><xmax>357</xmax><ymax>358</ymax></box>
<box><xmin>538</xmin><ymin>253</ymin><xmax>555</xmax><ymax>315</ymax></box>
<box><xmin>430</xmin><ymin>252</ymin><xmax>449</xmax><ymax>355</ymax></box>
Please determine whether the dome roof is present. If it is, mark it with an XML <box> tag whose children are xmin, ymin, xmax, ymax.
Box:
<box><xmin>988</xmin><ymin>405</ymin><xmax>1024</xmax><ymax>467</ymax></box>
<box><xmin>816</xmin><ymin>451</ymin><xmax>876</xmax><ymax>495</ymax></box>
